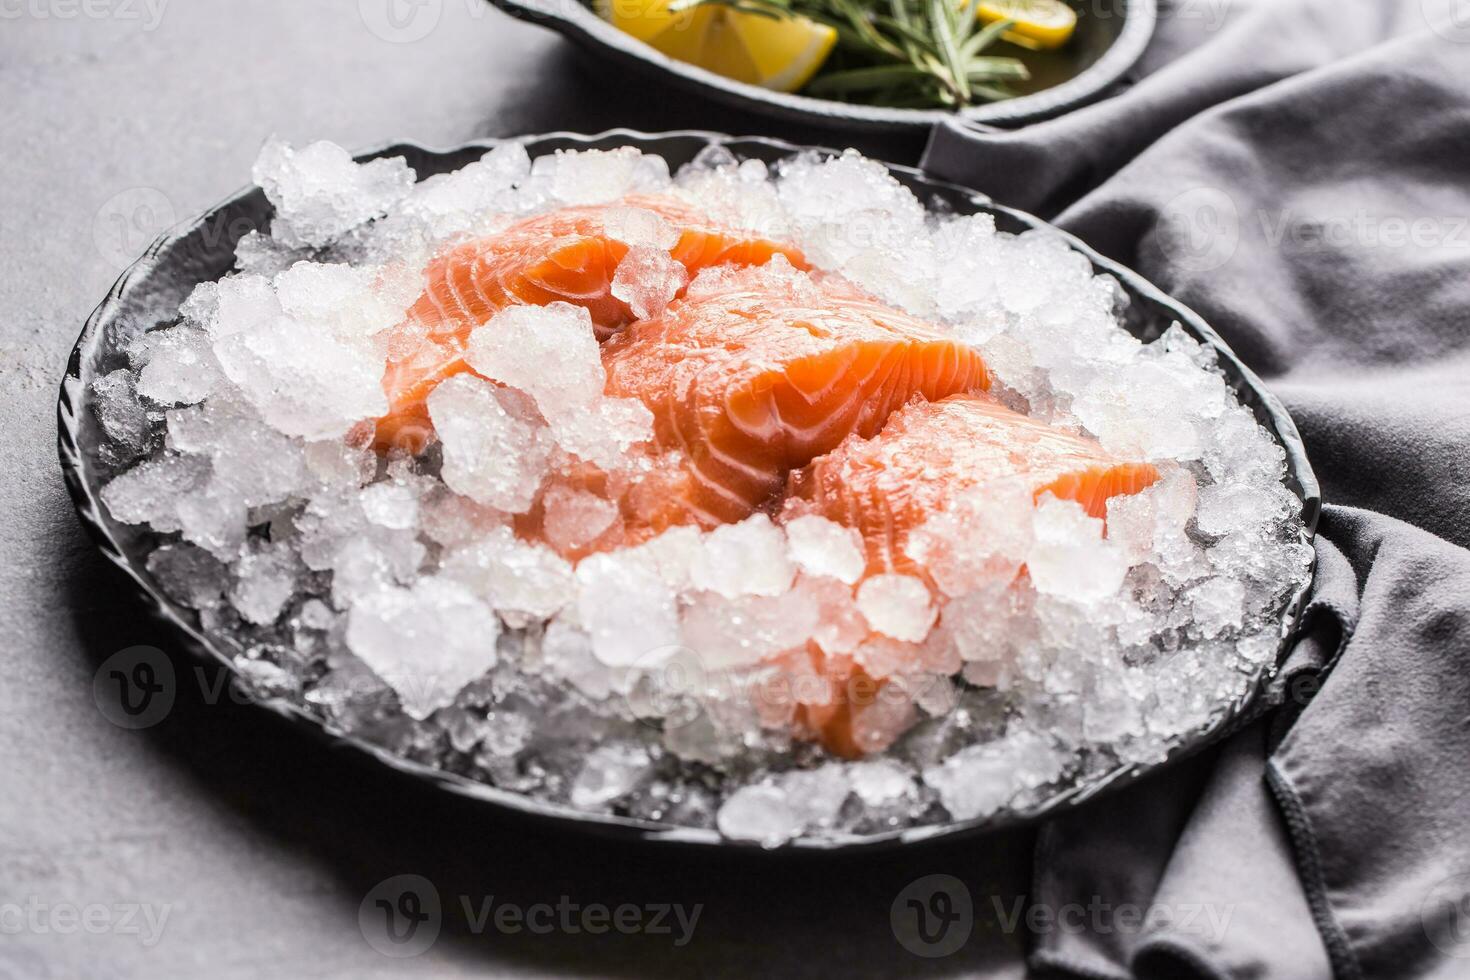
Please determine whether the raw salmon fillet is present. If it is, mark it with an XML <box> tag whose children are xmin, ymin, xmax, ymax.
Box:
<box><xmin>786</xmin><ymin>393</ymin><xmax>1159</xmax><ymax>577</ymax></box>
<box><xmin>785</xmin><ymin>393</ymin><xmax>1159</xmax><ymax>757</ymax></box>
<box><xmin>374</xmin><ymin>194</ymin><xmax>807</xmax><ymax>452</ymax></box>
<box><xmin>600</xmin><ymin>270</ymin><xmax>992</xmax><ymax>532</ymax></box>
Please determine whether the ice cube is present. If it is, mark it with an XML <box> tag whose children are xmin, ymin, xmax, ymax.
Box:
<box><xmin>100</xmin><ymin>452</ymin><xmax>210</xmax><ymax>532</ymax></box>
<box><xmin>853</xmin><ymin>635</ymin><xmax>919</xmax><ymax>679</ymax></box>
<box><xmin>933</xmin><ymin>214</ymin><xmax>1002</xmax><ymax>318</ymax></box>
<box><xmin>135</xmin><ymin>326</ymin><xmax>223</xmax><ymax>406</ymax></box>
<box><xmin>855</xmin><ymin>574</ymin><xmax>935</xmax><ymax>643</ymax></box>
<box><xmin>209</xmin><ymin>308</ymin><xmax>389</xmax><ymax>442</ymax></box>
<box><xmin>783</xmin><ymin>515</ymin><xmax>865</xmax><ymax>585</ymax></box>
<box><xmin>539</xmin><ymin>483</ymin><xmax>620</xmax><ymax>554</ymax></box>
<box><xmin>776</xmin><ymin>150</ymin><xmax>925</xmax><ymax>261</ymax></box>
<box><xmin>542</xmin><ymin>147</ymin><xmax>669</xmax><ymax>205</ymax></box>
<box><xmin>233</xmin><ymin>230</ymin><xmax>300</xmax><ymax>278</ymax></box>
<box><xmin>1194</xmin><ymin>481</ymin><xmax>1291</xmax><ymax>538</ymax></box>
<box><xmin>198</xmin><ymin>274</ymin><xmax>278</xmax><ymax>340</ymax></box>
<box><xmin>1104</xmin><ymin>489</ymin><xmax>1156</xmax><ymax>564</ymax></box>
<box><xmin>576</xmin><ymin>551</ymin><xmax>681</xmax><ymax>667</ymax></box>
<box><xmin>146</xmin><ymin>542</ymin><xmax>229</xmax><ymax>609</ymax></box>
<box><xmin>624</xmin><ymin>525</ymin><xmax>705</xmax><ymax>592</ymax></box>
<box><xmin>716</xmin><ymin>782</ymin><xmax>802</xmax><ymax>847</ymax></box>
<box><xmin>1026</xmin><ymin>497</ymin><xmax>1130</xmax><ymax>602</ymax></box>
<box><xmin>165</xmin><ymin>393</ymin><xmax>308</xmax><ymax>510</ymax></box>
<box><xmin>464</xmin><ymin>304</ymin><xmax>652</xmax><ymax>467</ymax></box>
<box><xmin>778</xmin><ymin>767</ymin><xmax>851</xmax><ymax>829</ymax></box>
<box><xmin>234</xmin><ymin>656</ymin><xmax>297</xmax><ymax>699</ymax></box>
<box><xmin>1187</xmin><ymin>577</ymin><xmax>1247</xmax><ymax>638</ymax></box>
<box><xmin>680</xmin><ymin>588</ymin><xmax>818</xmax><ymax>670</ymax></box>
<box><xmin>601</xmin><ymin>206</ymin><xmax>679</xmax><ymax>248</ymax></box>
<box><xmin>440</xmin><ymin>527</ymin><xmax>575</xmax><ymax>621</ymax></box>
<box><xmin>345</xmin><ymin>576</ymin><xmax>501</xmax><ymax>719</ymax></box>
<box><xmin>674</xmin><ymin>160</ymin><xmax>789</xmax><ymax>240</ymax></box>
<box><xmin>907</xmin><ymin>482</ymin><xmax>1034</xmax><ymax>598</ymax></box>
<box><xmin>540</xmin><ymin>615</ymin><xmax>618</xmax><ymax>700</ymax></box>
<box><xmin>91</xmin><ymin>369</ymin><xmax>149</xmax><ymax>461</ymax></box>
<box><xmin>849</xmin><ymin>683</ymin><xmax>921</xmax><ymax>755</ymax></box>
<box><xmin>427</xmin><ymin>375</ymin><xmax>554</xmax><ymax>512</ymax></box>
<box><xmin>375</xmin><ymin>142</ymin><xmax>529</xmax><ymax>248</ymax></box>
<box><xmin>417</xmin><ymin>486</ymin><xmax>507</xmax><ymax>547</ymax></box>
<box><xmin>175</xmin><ymin>491</ymin><xmax>249</xmax><ymax>558</ymax></box>
<box><xmin>689</xmin><ymin>514</ymin><xmax>795</xmax><ymax>599</ymax></box>
<box><xmin>611</xmin><ymin>245</ymin><xmax>687</xmax><ymax>320</ymax></box>
<box><xmin>569</xmin><ymin>743</ymin><xmax>653</xmax><ymax>808</ymax></box>
<box><xmin>923</xmin><ymin>730</ymin><xmax>1066</xmax><ymax>821</ymax></box>
<box><xmin>359</xmin><ymin>480</ymin><xmax>421</xmax><ymax>530</ymax></box>
<box><xmin>549</xmin><ymin>396</ymin><xmax>654</xmax><ymax>469</ymax></box>
<box><xmin>299</xmin><ymin>598</ymin><xmax>337</xmax><ymax>630</ymax></box>
<box><xmin>797</xmin><ymin>575</ymin><xmax>869</xmax><ymax>655</ymax></box>
<box><xmin>680</xmin><ymin>142</ymin><xmax>740</xmax><ymax>175</ymax></box>
<box><xmin>230</xmin><ymin>543</ymin><xmax>301</xmax><ymax>625</ymax></box>
<box><xmin>253</xmin><ymin>137</ymin><xmax>415</xmax><ymax>248</ymax></box>
<box><xmin>465</xmin><ymin>304</ymin><xmax>604</xmax><ymax>413</ymax></box>
<box><xmin>849</xmin><ymin>757</ymin><xmax>917</xmax><ymax>808</ymax></box>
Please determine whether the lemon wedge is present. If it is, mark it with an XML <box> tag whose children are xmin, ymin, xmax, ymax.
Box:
<box><xmin>976</xmin><ymin>0</ymin><xmax>1077</xmax><ymax>50</ymax></box>
<box><xmin>597</xmin><ymin>0</ymin><xmax>837</xmax><ymax>93</ymax></box>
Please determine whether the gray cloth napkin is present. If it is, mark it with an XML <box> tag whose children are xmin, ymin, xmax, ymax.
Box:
<box><xmin>920</xmin><ymin>1</ymin><xmax>1470</xmax><ymax>977</ymax></box>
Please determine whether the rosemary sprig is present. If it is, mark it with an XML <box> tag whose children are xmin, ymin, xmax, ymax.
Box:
<box><xmin>665</xmin><ymin>0</ymin><xmax>1028</xmax><ymax>108</ymax></box>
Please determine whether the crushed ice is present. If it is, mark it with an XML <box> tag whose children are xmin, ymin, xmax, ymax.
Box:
<box><xmin>94</xmin><ymin>140</ymin><xmax>1313</xmax><ymax>846</ymax></box>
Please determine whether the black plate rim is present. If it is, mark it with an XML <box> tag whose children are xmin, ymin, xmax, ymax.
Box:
<box><xmin>58</xmin><ymin>128</ymin><xmax>1319</xmax><ymax>852</ymax></box>
<box><xmin>484</xmin><ymin>0</ymin><xmax>1158</xmax><ymax>131</ymax></box>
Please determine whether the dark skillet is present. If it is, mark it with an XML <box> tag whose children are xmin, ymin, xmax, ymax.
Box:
<box><xmin>481</xmin><ymin>0</ymin><xmax>1157</xmax><ymax>131</ymax></box>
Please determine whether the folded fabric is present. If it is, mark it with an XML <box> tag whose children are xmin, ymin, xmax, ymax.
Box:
<box><xmin>921</xmin><ymin>1</ymin><xmax>1470</xmax><ymax>976</ymax></box>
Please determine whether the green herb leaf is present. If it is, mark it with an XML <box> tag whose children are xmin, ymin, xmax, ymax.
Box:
<box><xmin>630</xmin><ymin>0</ymin><xmax>1031</xmax><ymax>109</ymax></box>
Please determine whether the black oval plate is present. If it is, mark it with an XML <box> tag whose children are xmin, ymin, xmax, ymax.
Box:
<box><xmin>486</xmin><ymin>0</ymin><xmax>1157</xmax><ymax>131</ymax></box>
<box><xmin>59</xmin><ymin>130</ymin><xmax>1319</xmax><ymax>851</ymax></box>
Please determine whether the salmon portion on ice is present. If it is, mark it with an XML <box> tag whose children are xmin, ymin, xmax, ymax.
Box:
<box><xmin>785</xmin><ymin>393</ymin><xmax>1160</xmax><ymax>578</ymax></box>
<box><xmin>783</xmin><ymin>393</ymin><xmax>1159</xmax><ymax>757</ymax></box>
<box><xmin>600</xmin><ymin>268</ymin><xmax>991</xmax><ymax>533</ymax></box>
<box><xmin>374</xmin><ymin>194</ymin><xmax>807</xmax><ymax>452</ymax></box>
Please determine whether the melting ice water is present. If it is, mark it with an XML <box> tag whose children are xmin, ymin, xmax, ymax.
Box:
<box><xmin>94</xmin><ymin>137</ymin><xmax>1313</xmax><ymax>846</ymax></box>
